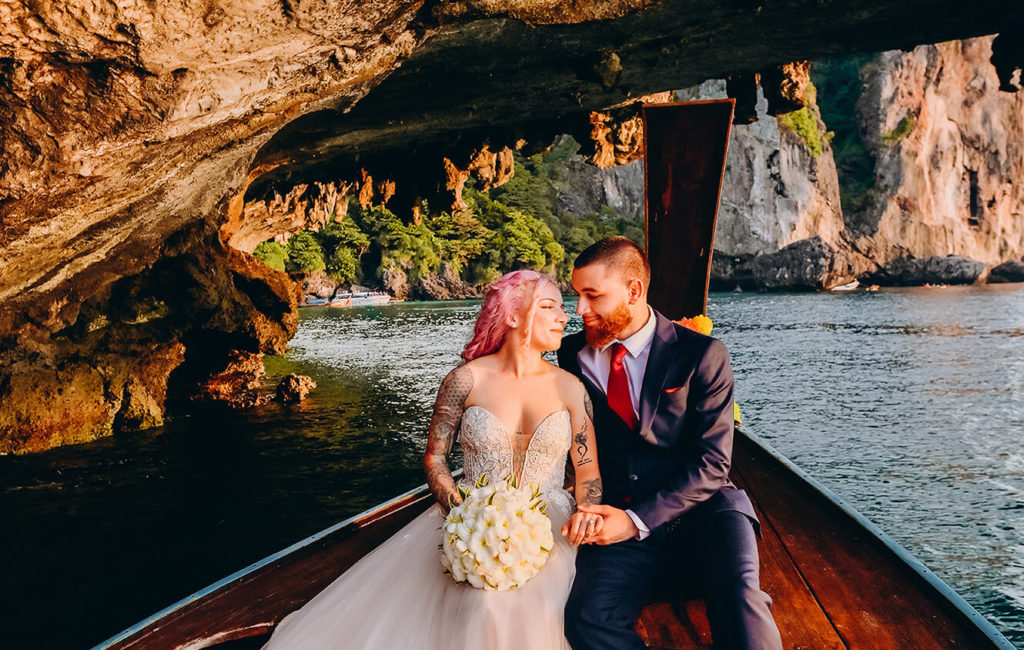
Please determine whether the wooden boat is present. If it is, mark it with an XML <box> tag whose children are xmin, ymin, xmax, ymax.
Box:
<box><xmin>96</xmin><ymin>101</ymin><xmax>1014</xmax><ymax>650</ymax></box>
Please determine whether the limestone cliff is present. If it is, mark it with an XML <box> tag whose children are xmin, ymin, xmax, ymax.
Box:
<box><xmin>850</xmin><ymin>36</ymin><xmax>1024</xmax><ymax>281</ymax></box>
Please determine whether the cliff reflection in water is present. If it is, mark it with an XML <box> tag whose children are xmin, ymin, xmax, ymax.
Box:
<box><xmin>1</xmin><ymin>286</ymin><xmax>1021</xmax><ymax>648</ymax></box>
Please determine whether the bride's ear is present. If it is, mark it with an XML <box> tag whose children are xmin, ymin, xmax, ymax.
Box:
<box><xmin>506</xmin><ymin>312</ymin><xmax>520</xmax><ymax>328</ymax></box>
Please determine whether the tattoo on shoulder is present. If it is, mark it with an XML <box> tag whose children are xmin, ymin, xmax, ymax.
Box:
<box><xmin>584</xmin><ymin>392</ymin><xmax>594</xmax><ymax>422</ymax></box>
<box><xmin>579</xmin><ymin>478</ymin><xmax>602</xmax><ymax>506</ymax></box>
<box><xmin>440</xmin><ymin>365</ymin><xmax>474</xmax><ymax>406</ymax></box>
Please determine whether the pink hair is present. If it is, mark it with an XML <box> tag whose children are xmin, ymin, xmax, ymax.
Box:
<box><xmin>462</xmin><ymin>270</ymin><xmax>557</xmax><ymax>363</ymax></box>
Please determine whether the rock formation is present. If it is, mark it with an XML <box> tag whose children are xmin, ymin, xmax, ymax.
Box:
<box><xmin>2</xmin><ymin>1</ymin><xmax>1022</xmax><ymax>453</ymax></box>
<box><xmin>683</xmin><ymin>37</ymin><xmax>1024</xmax><ymax>290</ymax></box>
<box><xmin>0</xmin><ymin>222</ymin><xmax>297</xmax><ymax>454</ymax></box>
<box><xmin>191</xmin><ymin>350</ymin><xmax>270</xmax><ymax>410</ymax></box>
<box><xmin>988</xmin><ymin>259</ymin><xmax>1024</xmax><ymax>283</ymax></box>
<box><xmin>848</xmin><ymin>36</ymin><xmax>1024</xmax><ymax>269</ymax></box>
<box><xmin>678</xmin><ymin>79</ymin><xmax>862</xmax><ymax>290</ymax></box>
<box><xmin>275</xmin><ymin>374</ymin><xmax>317</xmax><ymax>404</ymax></box>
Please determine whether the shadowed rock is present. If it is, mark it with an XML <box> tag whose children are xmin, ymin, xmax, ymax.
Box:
<box><xmin>868</xmin><ymin>255</ymin><xmax>988</xmax><ymax>286</ymax></box>
<box><xmin>987</xmin><ymin>259</ymin><xmax>1024</xmax><ymax>283</ymax></box>
<box><xmin>275</xmin><ymin>374</ymin><xmax>318</xmax><ymax>404</ymax></box>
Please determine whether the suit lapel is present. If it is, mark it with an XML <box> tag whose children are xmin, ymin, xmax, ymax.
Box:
<box><xmin>638</xmin><ymin>311</ymin><xmax>678</xmax><ymax>440</ymax></box>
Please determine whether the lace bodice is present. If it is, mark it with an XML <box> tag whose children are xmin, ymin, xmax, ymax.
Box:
<box><xmin>459</xmin><ymin>406</ymin><xmax>574</xmax><ymax>515</ymax></box>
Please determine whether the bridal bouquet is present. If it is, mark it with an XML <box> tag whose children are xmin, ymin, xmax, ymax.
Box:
<box><xmin>440</xmin><ymin>474</ymin><xmax>553</xmax><ymax>591</ymax></box>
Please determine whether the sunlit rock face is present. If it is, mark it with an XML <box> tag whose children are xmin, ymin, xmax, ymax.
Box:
<box><xmin>688</xmin><ymin>80</ymin><xmax>847</xmax><ymax>257</ymax></box>
<box><xmin>852</xmin><ymin>36</ymin><xmax>1024</xmax><ymax>268</ymax></box>
<box><xmin>1</xmin><ymin>1</ymin><xmax>1022</xmax><ymax>453</ymax></box>
<box><xmin>677</xmin><ymin>79</ymin><xmax>861</xmax><ymax>290</ymax></box>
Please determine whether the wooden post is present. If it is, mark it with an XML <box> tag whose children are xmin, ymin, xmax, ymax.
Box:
<box><xmin>642</xmin><ymin>99</ymin><xmax>735</xmax><ymax>320</ymax></box>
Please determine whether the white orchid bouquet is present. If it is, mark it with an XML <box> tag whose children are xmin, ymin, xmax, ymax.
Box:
<box><xmin>440</xmin><ymin>474</ymin><xmax>554</xmax><ymax>591</ymax></box>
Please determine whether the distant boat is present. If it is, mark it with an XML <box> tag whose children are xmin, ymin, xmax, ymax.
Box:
<box><xmin>302</xmin><ymin>292</ymin><xmax>391</xmax><ymax>307</ymax></box>
<box><xmin>336</xmin><ymin>291</ymin><xmax>391</xmax><ymax>307</ymax></box>
<box><xmin>831</xmin><ymin>280</ymin><xmax>860</xmax><ymax>291</ymax></box>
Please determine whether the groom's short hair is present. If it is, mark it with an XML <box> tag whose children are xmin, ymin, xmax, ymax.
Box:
<box><xmin>574</xmin><ymin>237</ymin><xmax>651</xmax><ymax>289</ymax></box>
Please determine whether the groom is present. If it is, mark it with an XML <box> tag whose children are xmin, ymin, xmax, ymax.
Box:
<box><xmin>558</xmin><ymin>237</ymin><xmax>782</xmax><ymax>650</ymax></box>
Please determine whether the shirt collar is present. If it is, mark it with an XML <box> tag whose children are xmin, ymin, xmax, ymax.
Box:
<box><xmin>600</xmin><ymin>306</ymin><xmax>656</xmax><ymax>358</ymax></box>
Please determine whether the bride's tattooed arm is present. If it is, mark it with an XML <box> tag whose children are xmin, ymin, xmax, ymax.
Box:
<box><xmin>569</xmin><ymin>391</ymin><xmax>602</xmax><ymax>505</ymax></box>
<box><xmin>424</xmin><ymin>366</ymin><xmax>473</xmax><ymax>513</ymax></box>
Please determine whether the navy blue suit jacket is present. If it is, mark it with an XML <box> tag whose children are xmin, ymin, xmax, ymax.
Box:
<box><xmin>557</xmin><ymin>309</ymin><xmax>756</xmax><ymax>533</ymax></box>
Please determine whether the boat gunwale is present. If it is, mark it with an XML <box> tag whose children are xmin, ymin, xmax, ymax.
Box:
<box><xmin>92</xmin><ymin>473</ymin><xmax>459</xmax><ymax>649</ymax></box>
<box><xmin>737</xmin><ymin>427</ymin><xmax>1015</xmax><ymax>649</ymax></box>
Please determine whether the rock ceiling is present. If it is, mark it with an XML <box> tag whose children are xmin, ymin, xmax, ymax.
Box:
<box><xmin>2</xmin><ymin>0</ymin><xmax>1022</xmax><ymax>339</ymax></box>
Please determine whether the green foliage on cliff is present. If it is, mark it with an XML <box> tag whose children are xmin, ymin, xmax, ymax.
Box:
<box><xmin>882</xmin><ymin>114</ymin><xmax>916</xmax><ymax>144</ymax></box>
<box><xmin>776</xmin><ymin>84</ymin><xmax>824</xmax><ymax>158</ymax></box>
<box><xmin>252</xmin><ymin>137</ymin><xmax>642</xmax><ymax>294</ymax></box>
<box><xmin>777</xmin><ymin>107</ymin><xmax>824</xmax><ymax>158</ymax></box>
<box><xmin>811</xmin><ymin>56</ymin><xmax>878</xmax><ymax>214</ymax></box>
<box><xmin>253</xmin><ymin>241</ymin><xmax>288</xmax><ymax>271</ymax></box>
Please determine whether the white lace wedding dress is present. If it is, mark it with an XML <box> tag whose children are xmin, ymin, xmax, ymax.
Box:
<box><xmin>262</xmin><ymin>406</ymin><xmax>576</xmax><ymax>649</ymax></box>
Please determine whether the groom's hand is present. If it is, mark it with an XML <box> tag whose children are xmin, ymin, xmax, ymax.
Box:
<box><xmin>576</xmin><ymin>504</ymin><xmax>639</xmax><ymax>545</ymax></box>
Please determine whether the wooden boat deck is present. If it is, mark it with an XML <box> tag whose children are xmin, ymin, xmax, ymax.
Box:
<box><xmin>638</xmin><ymin>432</ymin><xmax>1008</xmax><ymax>649</ymax></box>
<box><xmin>99</xmin><ymin>429</ymin><xmax>1011</xmax><ymax>650</ymax></box>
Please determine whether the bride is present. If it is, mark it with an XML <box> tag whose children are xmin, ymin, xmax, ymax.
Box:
<box><xmin>262</xmin><ymin>269</ymin><xmax>603</xmax><ymax>649</ymax></box>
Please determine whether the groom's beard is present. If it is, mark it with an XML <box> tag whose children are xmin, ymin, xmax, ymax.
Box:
<box><xmin>583</xmin><ymin>301</ymin><xmax>633</xmax><ymax>348</ymax></box>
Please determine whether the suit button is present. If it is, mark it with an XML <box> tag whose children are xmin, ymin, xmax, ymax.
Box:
<box><xmin>629</xmin><ymin>474</ymin><xmax>639</xmax><ymax>481</ymax></box>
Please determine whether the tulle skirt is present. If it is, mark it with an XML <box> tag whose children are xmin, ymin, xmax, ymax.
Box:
<box><xmin>262</xmin><ymin>497</ymin><xmax>576</xmax><ymax>649</ymax></box>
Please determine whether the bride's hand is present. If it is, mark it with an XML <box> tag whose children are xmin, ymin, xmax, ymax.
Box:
<box><xmin>561</xmin><ymin>511</ymin><xmax>604</xmax><ymax>546</ymax></box>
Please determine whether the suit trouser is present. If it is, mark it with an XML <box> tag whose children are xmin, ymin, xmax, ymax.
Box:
<box><xmin>564</xmin><ymin>509</ymin><xmax>782</xmax><ymax>650</ymax></box>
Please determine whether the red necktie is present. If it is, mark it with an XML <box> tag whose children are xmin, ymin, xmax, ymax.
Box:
<box><xmin>607</xmin><ymin>343</ymin><xmax>637</xmax><ymax>430</ymax></box>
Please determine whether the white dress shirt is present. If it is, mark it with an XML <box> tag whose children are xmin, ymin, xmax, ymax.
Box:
<box><xmin>577</xmin><ymin>306</ymin><xmax>656</xmax><ymax>539</ymax></box>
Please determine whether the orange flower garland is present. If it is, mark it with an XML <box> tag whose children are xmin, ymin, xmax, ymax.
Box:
<box><xmin>674</xmin><ymin>314</ymin><xmax>714</xmax><ymax>336</ymax></box>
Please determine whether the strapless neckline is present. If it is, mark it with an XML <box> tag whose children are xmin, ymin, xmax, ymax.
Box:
<box><xmin>464</xmin><ymin>405</ymin><xmax>569</xmax><ymax>439</ymax></box>
<box><xmin>458</xmin><ymin>405</ymin><xmax>573</xmax><ymax>515</ymax></box>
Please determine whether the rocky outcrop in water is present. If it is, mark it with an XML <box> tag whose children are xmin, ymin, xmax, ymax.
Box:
<box><xmin>275</xmin><ymin>374</ymin><xmax>317</xmax><ymax>404</ymax></box>
<box><xmin>679</xmin><ymin>37</ymin><xmax>1024</xmax><ymax>290</ymax></box>
<box><xmin>677</xmin><ymin>79</ymin><xmax>864</xmax><ymax>290</ymax></box>
<box><xmin>866</xmin><ymin>255</ymin><xmax>988</xmax><ymax>286</ymax></box>
<box><xmin>988</xmin><ymin>259</ymin><xmax>1024</xmax><ymax>283</ymax></box>
<box><xmin>191</xmin><ymin>350</ymin><xmax>270</xmax><ymax>409</ymax></box>
<box><xmin>0</xmin><ymin>223</ymin><xmax>297</xmax><ymax>454</ymax></box>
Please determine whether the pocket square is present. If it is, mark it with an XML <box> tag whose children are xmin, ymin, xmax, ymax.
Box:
<box><xmin>664</xmin><ymin>386</ymin><xmax>684</xmax><ymax>394</ymax></box>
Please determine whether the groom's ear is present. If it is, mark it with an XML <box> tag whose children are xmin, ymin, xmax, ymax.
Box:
<box><xmin>626</xmin><ymin>278</ymin><xmax>645</xmax><ymax>304</ymax></box>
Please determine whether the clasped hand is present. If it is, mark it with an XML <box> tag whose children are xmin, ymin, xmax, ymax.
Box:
<box><xmin>560</xmin><ymin>504</ymin><xmax>640</xmax><ymax>546</ymax></box>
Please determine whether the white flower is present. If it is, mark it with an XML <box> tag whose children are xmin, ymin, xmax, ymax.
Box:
<box><xmin>439</xmin><ymin>475</ymin><xmax>554</xmax><ymax>591</ymax></box>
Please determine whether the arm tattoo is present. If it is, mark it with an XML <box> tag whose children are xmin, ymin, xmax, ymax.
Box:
<box><xmin>574</xmin><ymin>393</ymin><xmax>594</xmax><ymax>466</ymax></box>
<box><xmin>574</xmin><ymin>422</ymin><xmax>593</xmax><ymax>466</ymax></box>
<box><xmin>424</xmin><ymin>366</ymin><xmax>473</xmax><ymax>512</ymax></box>
<box><xmin>579</xmin><ymin>478</ymin><xmax>603</xmax><ymax>506</ymax></box>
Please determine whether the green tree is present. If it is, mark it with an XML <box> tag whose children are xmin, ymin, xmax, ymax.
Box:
<box><xmin>318</xmin><ymin>216</ymin><xmax>371</xmax><ymax>282</ymax></box>
<box><xmin>285</xmin><ymin>230</ymin><xmax>326</xmax><ymax>272</ymax></box>
<box><xmin>253</xmin><ymin>240</ymin><xmax>288</xmax><ymax>271</ymax></box>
